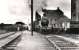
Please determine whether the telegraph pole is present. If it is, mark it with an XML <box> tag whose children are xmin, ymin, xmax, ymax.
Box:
<box><xmin>31</xmin><ymin>0</ymin><xmax>33</xmax><ymax>36</ymax></box>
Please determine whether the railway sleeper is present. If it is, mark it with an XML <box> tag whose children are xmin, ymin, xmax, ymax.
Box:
<box><xmin>60</xmin><ymin>47</ymin><xmax>79</xmax><ymax>50</ymax></box>
<box><xmin>47</xmin><ymin>36</ymin><xmax>79</xmax><ymax>50</ymax></box>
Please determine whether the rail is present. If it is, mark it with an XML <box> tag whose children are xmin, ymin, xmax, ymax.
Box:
<box><xmin>0</xmin><ymin>32</ymin><xmax>22</xmax><ymax>49</ymax></box>
<box><xmin>46</xmin><ymin>35</ymin><xmax>79</xmax><ymax>50</ymax></box>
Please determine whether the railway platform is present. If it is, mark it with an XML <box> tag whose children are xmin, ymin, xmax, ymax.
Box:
<box><xmin>15</xmin><ymin>31</ymin><xmax>56</xmax><ymax>50</ymax></box>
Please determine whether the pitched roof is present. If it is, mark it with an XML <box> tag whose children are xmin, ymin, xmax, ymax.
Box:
<box><xmin>42</xmin><ymin>7</ymin><xmax>64</xmax><ymax>15</ymax></box>
<box><xmin>57</xmin><ymin>15</ymin><xmax>70</xmax><ymax>23</ymax></box>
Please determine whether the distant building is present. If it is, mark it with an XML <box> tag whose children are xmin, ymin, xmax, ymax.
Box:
<box><xmin>71</xmin><ymin>0</ymin><xmax>79</xmax><ymax>21</ymax></box>
<box><xmin>71</xmin><ymin>0</ymin><xmax>76</xmax><ymax>21</ymax></box>
<box><xmin>71</xmin><ymin>0</ymin><xmax>79</xmax><ymax>28</ymax></box>
<box><xmin>42</xmin><ymin>7</ymin><xmax>70</xmax><ymax>30</ymax></box>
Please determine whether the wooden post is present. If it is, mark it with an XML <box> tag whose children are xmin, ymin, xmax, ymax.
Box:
<box><xmin>31</xmin><ymin>0</ymin><xmax>33</xmax><ymax>36</ymax></box>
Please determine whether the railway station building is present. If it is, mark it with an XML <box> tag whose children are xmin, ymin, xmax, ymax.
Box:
<box><xmin>42</xmin><ymin>7</ymin><xmax>70</xmax><ymax>30</ymax></box>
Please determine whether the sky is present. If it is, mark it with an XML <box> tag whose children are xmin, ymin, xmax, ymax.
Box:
<box><xmin>0</xmin><ymin>0</ymin><xmax>31</xmax><ymax>24</ymax></box>
<box><xmin>0</xmin><ymin>0</ymin><xmax>71</xmax><ymax>24</ymax></box>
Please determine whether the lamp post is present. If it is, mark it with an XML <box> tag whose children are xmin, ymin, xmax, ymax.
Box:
<box><xmin>31</xmin><ymin>0</ymin><xmax>33</xmax><ymax>36</ymax></box>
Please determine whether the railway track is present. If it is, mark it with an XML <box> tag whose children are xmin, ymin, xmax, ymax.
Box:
<box><xmin>46</xmin><ymin>35</ymin><xmax>79</xmax><ymax>50</ymax></box>
<box><xmin>0</xmin><ymin>32</ymin><xmax>22</xmax><ymax>50</ymax></box>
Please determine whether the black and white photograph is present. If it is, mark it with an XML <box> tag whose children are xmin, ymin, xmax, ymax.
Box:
<box><xmin>0</xmin><ymin>0</ymin><xmax>79</xmax><ymax>50</ymax></box>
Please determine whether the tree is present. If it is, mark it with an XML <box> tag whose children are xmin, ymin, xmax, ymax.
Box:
<box><xmin>0</xmin><ymin>23</ymin><xmax>4</xmax><ymax>29</ymax></box>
